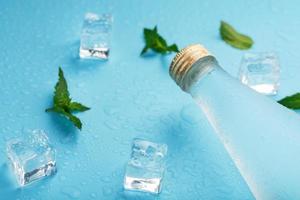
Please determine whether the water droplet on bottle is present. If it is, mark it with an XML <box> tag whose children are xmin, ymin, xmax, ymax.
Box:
<box><xmin>180</xmin><ymin>105</ymin><xmax>201</xmax><ymax>125</ymax></box>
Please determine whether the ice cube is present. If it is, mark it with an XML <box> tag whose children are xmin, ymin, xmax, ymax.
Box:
<box><xmin>79</xmin><ymin>12</ymin><xmax>113</xmax><ymax>60</ymax></box>
<box><xmin>238</xmin><ymin>52</ymin><xmax>280</xmax><ymax>95</ymax></box>
<box><xmin>6</xmin><ymin>129</ymin><xmax>57</xmax><ymax>186</ymax></box>
<box><xmin>124</xmin><ymin>139</ymin><xmax>167</xmax><ymax>194</ymax></box>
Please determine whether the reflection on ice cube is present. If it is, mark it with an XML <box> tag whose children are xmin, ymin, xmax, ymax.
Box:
<box><xmin>238</xmin><ymin>52</ymin><xmax>280</xmax><ymax>95</ymax></box>
<box><xmin>124</xmin><ymin>138</ymin><xmax>167</xmax><ymax>194</ymax></box>
<box><xmin>6</xmin><ymin>129</ymin><xmax>57</xmax><ymax>186</ymax></box>
<box><xmin>79</xmin><ymin>12</ymin><xmax>113</xmax><ymax>60</ymax></box>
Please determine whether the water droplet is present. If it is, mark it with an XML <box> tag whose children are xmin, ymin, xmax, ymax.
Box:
<box><xmin>277</xmin><ymin>31</ymin><xmax>291</xmax><ymax>42</ymax></box>
<box><xmin>76</xmin><ymin>82</ymin><xmax>85</xmax><ymax>88</ymax></box>
<box><xmin>65</xmin><ymin>150</ymin><xmax>72</xmax><ymax>155</ymax></box>
<box><xmin>103</xmin><ymin>121</ymin><xmax>120</xmax><ymax>130</ymax></box>
<box><xmin>81</xmin><ymin>181</ymin><xmax>87</xmax><ymax>186</ymax></box>
<box><xmin>102</xmin><ymin>186</ymin><xmax>113</xmax><ymax>196</ymax></box>
<box><xmin>61</xmin><ymin>186</ymin><xmax>81</xmax><ymax>199</ymax></box>
<box><xmin>103</xmin><ymin>106</ymin><xmax>118</xmax><ymax>116</ymax></box>
<box><xmin>92</xmin><ymin>134</ymin><xmax>99</xmax><ymax>139</ymax></box>
<box><xmin>90</xmin><ymin>193</ymin><xmax>97</xmax><ymax>198</ymax></box>
<box><xmin>60</xmin><ymin>134</ymin><xmax>75</xmax><ymax>144</ymax></box>
<box><xmin>60</xmin><ymin>175</ymin><xmax>66</xmax><ymax>181</ymax></box>
<box><xmin>100</xmin><ymin>176</ymin><xmax>111</xmax><ymax>183</ymax></box>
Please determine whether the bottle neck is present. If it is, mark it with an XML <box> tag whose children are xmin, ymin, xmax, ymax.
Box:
<box><xmin>182</xmin><ymin>56</ymin><xmax>220</xmax><ymax>92</ymax></box>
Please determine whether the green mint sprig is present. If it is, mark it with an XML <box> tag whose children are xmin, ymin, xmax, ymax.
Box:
<box><xmin>141</xmin><ymin>26</ymin><xmax>179</xmax><ymax>55</ymax></box>
<box><xmin>278</xmin><ymin>93</ymin><xmax>300</xmax><ymax>110</ymax></box>
<box><xmin>220</xmin><ymin>21</ymin><xmax>254</xmax><ymax>50</ymax></box>
<box><xmin>46</xmin><ymin>67</ymin><xmax>90</xmax><ymax>130</ymax></box>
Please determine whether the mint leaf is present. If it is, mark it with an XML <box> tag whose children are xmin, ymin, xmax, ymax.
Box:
<box><xmin>54</xmin><ymin>67</ymin><xmax>71</xmax><ymax>107</ymax></box>
<box><xmin>141</xmin><ymin>26</ymin><xmax>179</xmax><ymax>55</ymax></box>
<box><xmin>278</xmin><ymin>93</ymin><xmax>300</xmax><ymax>109</ymax></box>
<box><xmin>69</xmin><ymin>102</ymin><xmax>90</xmax><ymax>112</ymax></box>
<box><xmin>167</xmin><ymin>44</ymin><xmax>179</xmax><ymax>52</ymax></box>
<box><xmin>61</xmin><ymin>110</ymin><xmax>83</xmax><ymax>130</ymax></box>
<box><xmin>46</xmin><ymin>106</ymin><xmax>82</xmax><ymax>130</ymax></box>
<box><xmin>46</xmin><ymin>67</ymin><xmax>90</xmax><ymax>130</ymax></box>
<box><xmin>220</xmin><ymin>21</ymin><xmax>253</xmax><ymax>50</ymax></box>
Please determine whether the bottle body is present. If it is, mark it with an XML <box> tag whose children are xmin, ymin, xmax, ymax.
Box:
<box><xmin>188</xmin><ymin>61</ymin><xmax>300</xmax><ymax>199</ymax></box>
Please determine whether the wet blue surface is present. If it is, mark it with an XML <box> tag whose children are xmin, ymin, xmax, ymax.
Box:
<box><xmin>0</xmin><ymin>0</ymin><xmax>299</xmax><ymax>199</ymax></box>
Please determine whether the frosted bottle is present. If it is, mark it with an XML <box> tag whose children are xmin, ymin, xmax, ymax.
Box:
<box><xmin>169</xmin><ymin>44</ymin><xmax>300</xmax><ymax>200</ymax></box>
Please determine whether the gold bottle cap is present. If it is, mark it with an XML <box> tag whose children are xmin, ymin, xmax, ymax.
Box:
<box><xmin>169</xmin><ymin>44</ymin><xmax>215</xmax><ymax>91</ymax></box>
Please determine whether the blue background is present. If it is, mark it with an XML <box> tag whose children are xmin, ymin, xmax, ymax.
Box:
<box><xmin>0</xmin><ymin>0</ymin><xmax>299</xmax><ymax>199</ymax></box>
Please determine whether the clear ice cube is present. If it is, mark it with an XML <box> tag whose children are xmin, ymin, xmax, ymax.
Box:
<box><xmin>6</xmin><ymin>130</ymin><xmax>57</xmax><ymax>186</ymax></box>
<box><xmin>79</xmin><ymin>12</ymin><xmax>113</xmax><ymax>60</ymax></box>
<box><xmin>238</xmin><ymin>52</ymin><xmax>280</xmax><ymax>95</ymax></box>
<box><xmin>124</xmin><ymin>139</ymin><xmax>168</xmax><ymax>194</ymax></box>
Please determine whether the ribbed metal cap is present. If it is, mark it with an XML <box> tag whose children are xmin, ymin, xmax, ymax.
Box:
<box><xmin>169</xmin><ymin>44</ymin><xmax>213</xmax><ymax>91</ymax></box>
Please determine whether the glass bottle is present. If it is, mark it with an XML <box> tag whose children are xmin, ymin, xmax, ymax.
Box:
<box><xmin>169</xmin><ymin>44</ymin><xmax>300</xmax><ymax>200</ymax></box>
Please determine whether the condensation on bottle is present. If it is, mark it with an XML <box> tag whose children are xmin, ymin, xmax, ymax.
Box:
<box><xmin>170</xmin><ymin>44</ymin><xmax>300</xmax><ymax>200</ymax></box>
